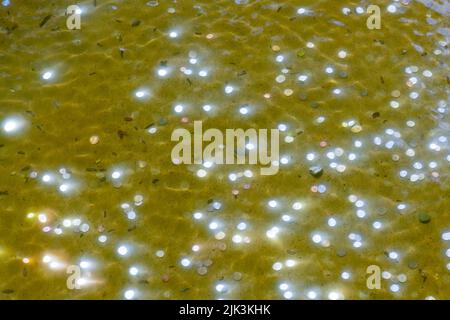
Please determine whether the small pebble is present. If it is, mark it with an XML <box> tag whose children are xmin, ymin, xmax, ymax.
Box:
<box><xmin>418</xmin><ymin>213</ymin><xmax>431</xmax><ymax>224</ymax></box>
<box><xmin>161</xmin><ymin>274</ymin><xmax>170</xmax><ymax>282</ymax></box>
<box><xmin>337</xmin><ymin>249</ymin><xmax>347</xmax><ymax>257</ymax></box>
<box><xmin>197</xmin><ymin>267</ymin><xmax>208</xmax><ymax>275</ymax></box>
<box><xmin>233</xmin><ymin>272</ymin><xmax>242</xmax><ymax>281</ymax></box>
<box><xmin>89</xmin><ymin>135</ymin><xmax>99</xmax><ymax>145</ymax></box>
<box><xmin>408</xmin><ymin>261</ymin><xmax>418</xmax><ymax>269</ymax></box>
<box><xmin>391</xmin><ymin>90</ymin><xmax>401</xmax><ymax>98</ymax></box>
<box><xmin>309</xmin><ymin>166</ymin><xmax>324</xmax><ymax>178</ymax></box>
<box><xmin>271</xmin><ymin>45</ymin><xmax>280</xmax><ymax>52</ymax></box>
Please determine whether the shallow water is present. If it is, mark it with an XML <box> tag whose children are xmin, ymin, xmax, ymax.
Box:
<box><xmin>0</xmin><ymin>0</ymin><xmax>449</xmax><ymax>299</ymax></box>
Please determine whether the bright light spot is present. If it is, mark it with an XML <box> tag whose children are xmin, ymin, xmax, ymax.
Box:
<box><xmin>312</xmin><ymin>233</ymin><xmax>322</xmax><ymax>244</ymax></box>
<box><xmin>59</xmin><ymin>184</ymin><xmax>69</xmax><ymax>193</ymax></box>
<box><xmin>272</xmin><ymin>262</ymin><xmax>283</xmax><ymax>271</ymax></box>
<box><xmin>266</xmin><ymin>227</ymin><xmax>279</xmax><ymax>239</ymax></box>
<box><xmin>215</xmin><ymin>283</ymin><xmax>226</xmax><ymax>293</ymax></box>
<box><xmin>268</xmin><ymin>200</ymin><xmax>278</xmax><ymax>208</ymax></box>
<box><xmin>338</xmin><ymin>50</ymin><xmax>347</xmax><ymax>58</ymax></box>
<box><xmin>276</xmin><ymin>75</ymin><xmax>286</xmax><ymax>83</ymax></box>
<box><xmin>174</xmin><ymin>104</ymin><xmax>184</xmax><ymax>113</ymax></box>
<box><xmin>117</xmin><ymin>245</ymin><xmax>129</xmax><ymax>256</ymax></box>
<box><xmin>42</xmin><ymin>71</ymin><xmax>53</xmax><ymax>80</ymax></box>
<box><xmin>388</xmin><ymin>251</ymin><xmax>398</xmax><ymax>260</ymax></box>
<box><xmin>232</xmin><ymin>235</ymin><xmax>242</xmax><ymax>243</ymax></box>
<box><xmin>124</xmin><ymin>289</ymin><xmax>135</xmax><ymax>300</ymax></box>
<box><xmin>38</xmin><ymin>213</ymin><xmax>48</xmax><ymax>223</ymax></box>
<box><xmin>157</xmin><ymin>68</ymin><xmax>168</xmax><ymax>77</ymax></box>
<box><xmin>129</xmin><ymin>266</ymin><xmax>139</xmax><ymax>276</ymax></box>
<box><xmin>75</xmin><ymin>278</ymin><xmax>88</xmax><ymax>287</ymax></box>
<box><xmin>355</xmin><ymin>200</ymin><xmax>364</xmax><ymax>208</ymax></box>
<box><xmin>42</xmin><ymin>174</ymin><xmax>52</xmax><ymax>183</ymax></box>
<box><xmin>3</xmin><ymin>119</ymin><xmax>18</xmax><ymax>132</ymax></box>
<box><xmin>213</xmin><ymin>201</ymin><xmax>222</xmax><ymax>210</ymax></box>
<box><xmin>181</xmin><ymin>258</ymin><xmax>191</xmax><ymax>267</ymax></box>
<box><xmin>237</xmin><ymin>222</ymin><xmax>247</xmax><ymax>230</ymax></box>
<box><xmin>353</xmin><ymin>241</ymin><xmax>362</xmax><ymax>248</ymax></box>
<box><xmin>373</xmin><ymin>221</ymin><xmax>382</xmax><ymax>229</ymax></box>
<box><xmin>49</xmin><ymin>261</ymin><xmax>64</xmax><ymax>270</ymax></box>
<box><xmin>182</xmin><ymin>68</ymin><xmax>193</xmax><ymax>75</ymax></box>
<box><xmin>298</xmin><ymin>75</ymin><xmax>308</xmax><ymax>82</ymax></box>
<box><xmin>203</xmin><ymin>161</ymin><xmax>213</xmax><ymax>169</ymax></box>
<box><xmin>328</xmin><ymin>291</ymin><xmax>341</xmax><ymax>300</ymax></box>
<box><xmin>209</xmin><ymin>221</ymin><xmax>219</xmax><ymax>230</ymax></box>
<box><xmin>193</xmin><ymin>212</ymin><xmax>203</xmax><ymax>220</ymax></box>
<box><xmin>390</xmin><ymin>284</ymin><xmax>400</xmax><ymax>293</ymax></box>
<box><xmin>224</xmin><ymin>85</ymin><xmax>234</xmax><ymax>94</ymax></box>
<box><xmin>292</xmin><ymin>202</ymin><xmax>303</xmax><ymax>210</ymax></box>
<box><xmin>135</xmin><ymin>90</ymin><xmax>149</xmax><ymax>98</ymax></box>
<box><xmin>239</xmin><ymin>106</ymin><xmax>248</xmax><ymax>115</ymax></box>
<box><xmin>127</xmin><ymin>211</ymin><xmax>136</xmax><ymax>220</ymax></box>
<box><xmin>111</xmin><ymin>171</ymin><xmax>122</xmax><ymax>179</ymax></box>
<box><xmin>356</xmin><ymin>210</ymin><xmax>366</xmax><ymax>218</ymax></box>
<box><xmin>328</xmin><ymin>218</ymin><xmax>337</xmax><ymax>227</ymax></box>
<box><xmin>285</xmin><ymin>259</ymin><xmax>295</xmax><ymax>267</ymax></box>
<box><xmin>2</xmin><ymin>116</ymin><xmax>26</xmax><ymax>135</ymax></box>
<box><xmin>196</xmin><ymin>169</ymin><xmax>207</xmax><ymax>178</ymax></box>
<box><xmin>387</xmin><ymin>4</ymin><xmax>397</xmax><ymax>13</ymax></box>
<box><xmin>332</xmin><ymin>88</ymin><xmax>342</xmax><ymax>95</ymax></box>
<box><xmin>279</xmin><ymin>283</ymin><xmax>289</xmax><ymax>291</ymax></box>
<box><xmin>285</xmin><ymin>136</ymin><xmax>294</xmax><ymax>143</ymax></box>
<box><xmin>275</xmin><ymin>55</ymin><xmax>284</xmax><ymax>63</ymax></box>
<box><xmin>244</xmin><ymin>170</ymin><xmax>253</xmax><ymax>178</ymax></box>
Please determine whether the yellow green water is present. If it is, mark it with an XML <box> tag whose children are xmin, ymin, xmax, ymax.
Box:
<box><xmin>0</xmin><ymin>0</ymin><xmax>449</xmax><ymax>299</ymax></box>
